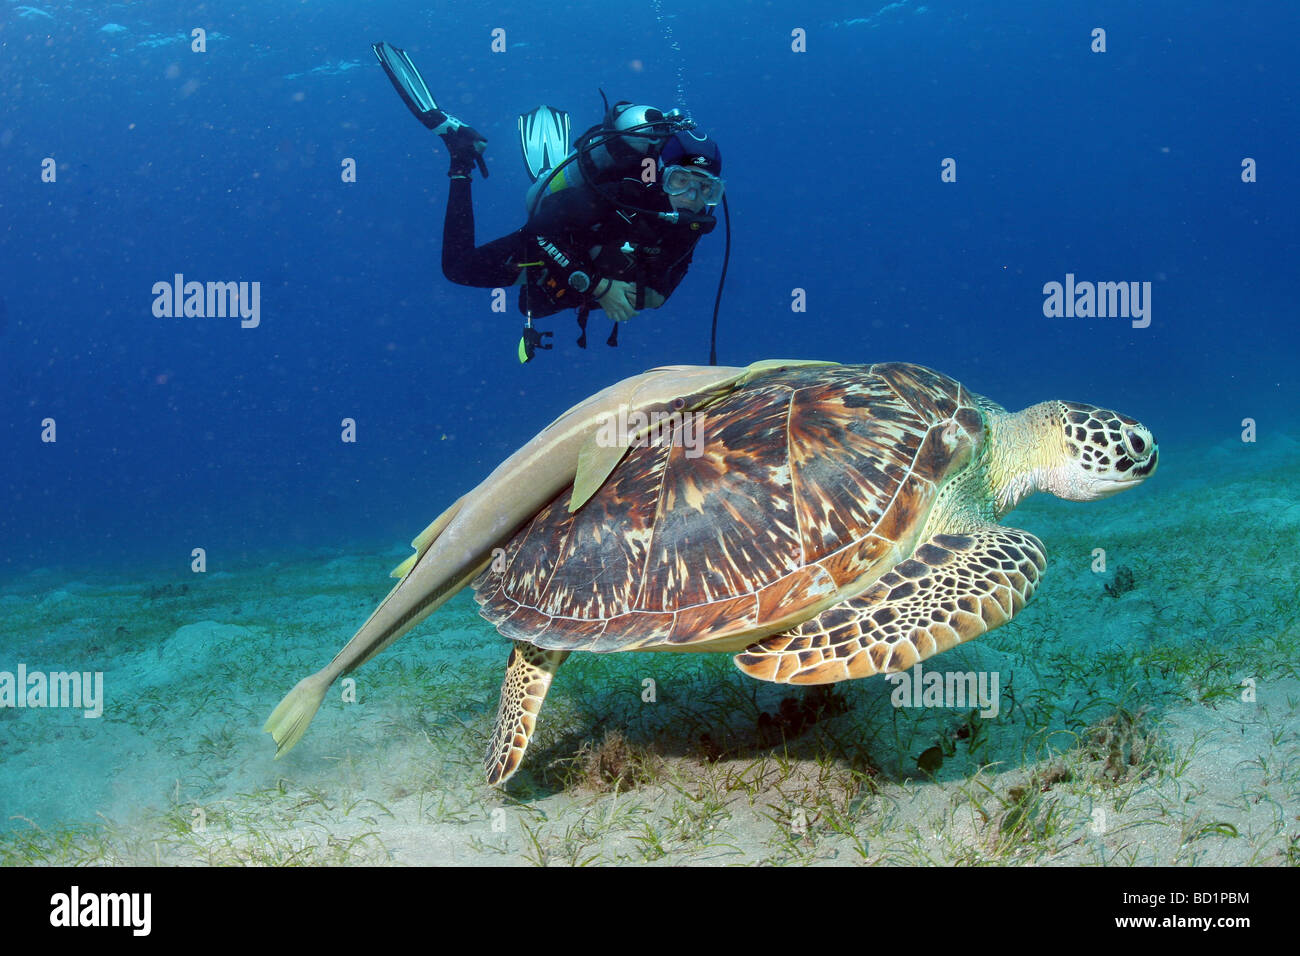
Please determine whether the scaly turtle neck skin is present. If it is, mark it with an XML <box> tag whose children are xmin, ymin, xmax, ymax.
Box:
<box><xmin>922</xmin><ymin>398</ymin><xmax>1160</xmax><ymax>539</ymax></box>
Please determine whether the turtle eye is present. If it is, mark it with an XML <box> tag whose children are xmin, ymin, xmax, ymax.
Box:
<box><xmin>671</xmin><ymin>398</ymin><xmax>686</xmax><ymax>411</ymax></box>
<box><xmin>1123</xmin><ymin>427</ymin><xmax>1148</xmax><ymax>459</ymax></box>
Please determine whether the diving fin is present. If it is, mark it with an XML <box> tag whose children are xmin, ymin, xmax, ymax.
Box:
<box><xmin>372</xmin><ymin>41</ymin><xmax>442</xmax><ymax>129</ymax></box>
<box><xmin>518</xmin><ymin>105</ymin><xmax>571</xmax><ymax>182</ymax></box>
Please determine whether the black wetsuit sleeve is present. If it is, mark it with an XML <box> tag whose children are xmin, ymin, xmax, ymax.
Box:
<box><xmin>593</xmin><ymin>178</ymin><xmax>703</xmax><ymax>303</ymax></box>
<box><xmin>645</xmin><ymin>235</ymin><xmax>699</xmax><ymax>300</ymax></box>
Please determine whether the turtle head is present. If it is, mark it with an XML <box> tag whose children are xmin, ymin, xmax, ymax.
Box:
<box><xmin>992</xmin><ymin>400</ymin><xmax>1157</xmax><ymax>513</ymax></box>
<box><xmin>1046</xmin><ymin>400</ymin><xmax>1158</xmax><ymax>501</ymax></box>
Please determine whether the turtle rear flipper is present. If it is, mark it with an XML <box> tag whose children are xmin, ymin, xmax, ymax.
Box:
<box><xmin>486</xmin><ymin>642</ymin><xmax>570</xmax><ymax>786</ymax></box>
<box><xmin>734</xmin><ymin>527</ymin><xmax>1047</xmax><ymax>684</ymax></box>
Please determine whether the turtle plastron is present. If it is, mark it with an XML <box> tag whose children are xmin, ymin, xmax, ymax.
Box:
<box><xmin>732</xmin><ymin>527</ymin><xmax>1048</xmax><ymax>684</ymax></box>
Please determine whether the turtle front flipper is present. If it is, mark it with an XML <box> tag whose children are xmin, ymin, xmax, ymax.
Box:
<box><xmin>485</xmin><ymin>642</ymin><xmax>570</xmax><ymax>786</ymax></box>
<box><xmin>734</xmin><ymin>528</ymin><xmax>1047</xmax><ymax>684</ymax></box>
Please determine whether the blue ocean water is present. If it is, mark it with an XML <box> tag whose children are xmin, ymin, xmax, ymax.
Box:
<box><xmin>1</xmin><ymin>2</ymin><xmax>1298</xmax><ymax>871</ymax></box>
<box><xmin>0</xmin><ymin>0</ymin><xmax>1295</xmax><ymax>574</ymax></box>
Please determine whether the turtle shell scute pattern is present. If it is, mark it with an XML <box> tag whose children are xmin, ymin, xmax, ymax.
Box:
<box><xmin>473</xmin><ymin>363</ymin><xmax>986</xmax><ymax>652</ymax></box>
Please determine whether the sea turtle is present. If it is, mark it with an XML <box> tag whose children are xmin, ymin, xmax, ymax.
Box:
<box><xmin>266</xmin><ymin>360</ymin><xmax>1158</xmax><ymax>786</ymax></box>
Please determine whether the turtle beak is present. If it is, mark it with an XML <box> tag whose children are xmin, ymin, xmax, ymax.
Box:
<box><xmin>1095</xmin><ymin>447</ymin><xmax>1157</xmax><ymax>496</ymax></box>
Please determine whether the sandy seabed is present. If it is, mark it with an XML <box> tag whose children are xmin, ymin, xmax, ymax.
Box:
<box><xmin>2</xmin><ymin>433</ymin><xmax>1297</xmax><ymax>866</ymax></box>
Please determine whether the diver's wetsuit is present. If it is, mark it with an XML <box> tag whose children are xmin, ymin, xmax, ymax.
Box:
<box><xmin>441</xmin><ymin>177</ymin><xmax>706</xmax><ymax>320</ymax></box>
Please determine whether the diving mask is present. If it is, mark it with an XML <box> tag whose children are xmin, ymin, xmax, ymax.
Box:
<box><xmin>662</xmin><ymin>165</ymin><xmax>725</xmax><ymax>205</ymax></box>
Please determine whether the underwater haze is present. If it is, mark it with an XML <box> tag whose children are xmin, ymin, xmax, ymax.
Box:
<box><xmin>1</xmin><ymin>0</ymin><xmax>1298</xmax><ymax>867</ymax></box>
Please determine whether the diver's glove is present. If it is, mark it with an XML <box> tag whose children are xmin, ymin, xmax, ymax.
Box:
<box><xmin>518</xmin><ymin>325</ymin><xmax>552</xmax><ymax>363</ymax></box>
<box><xmin>594</xmin><ymin>279</ymin><xmax>639</xmax><ymax>322</ymax></box>
<box><xmin>430</xmin><ymin>110</ymin><xmax>489</xmax><ymax>178</ymax></box>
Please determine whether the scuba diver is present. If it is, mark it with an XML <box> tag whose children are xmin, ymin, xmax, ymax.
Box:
<box><xmin>372</xmin><ymin>41</ymin><xmax>727</xmax><ymax>363</ymax></box>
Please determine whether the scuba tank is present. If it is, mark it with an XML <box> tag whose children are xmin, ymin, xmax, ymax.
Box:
<box><xmin>578</xmin><ymin>102</ymin><xmax>672</xmax><ymax>185</ymax></box>
<box><xmin>525</xmin><ymin>98</ymin><xmax>688</xmax><ymax>217</ymax></box>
